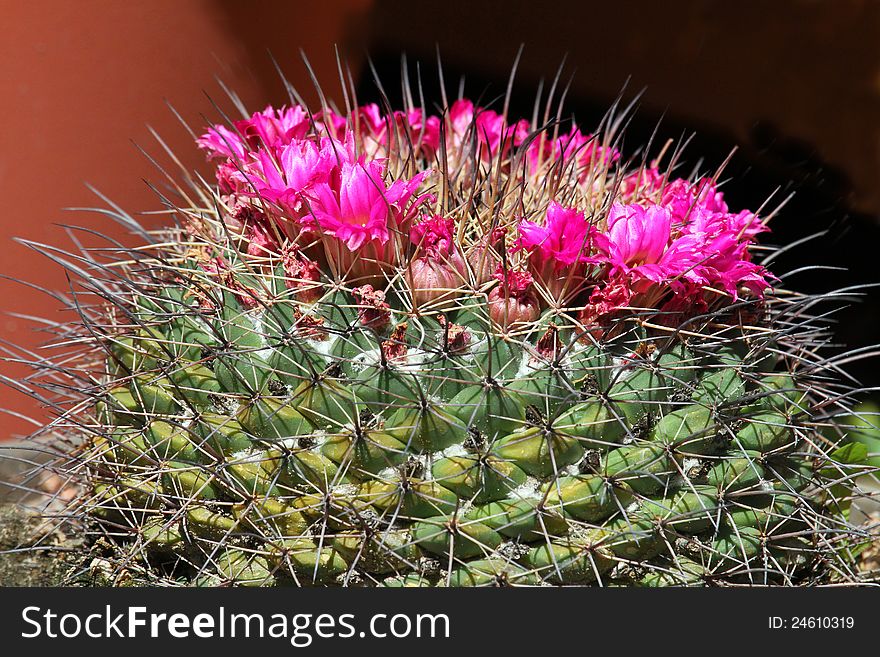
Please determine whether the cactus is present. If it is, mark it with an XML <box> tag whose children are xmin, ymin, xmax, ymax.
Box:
<box><xmin>8</xmin><ymin>63</ymin><xmax>874</xmax><ymax>587</ymax></box>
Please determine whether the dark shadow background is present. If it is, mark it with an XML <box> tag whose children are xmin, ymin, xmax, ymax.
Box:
<box><xmin>1</xmin><ymin>0</ymin><xmax>878</xmax><ymax>438</ymax></box>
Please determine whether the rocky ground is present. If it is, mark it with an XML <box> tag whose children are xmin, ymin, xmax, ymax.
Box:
<box><xmin>0</xmin><ymin>505</ymin><xmax>79</xmax><ymax>586</ymax></box>
<box><xmin>0</xmin><ymin>438</ymin><xmax>83</xmax><ymax>586</ymax></box>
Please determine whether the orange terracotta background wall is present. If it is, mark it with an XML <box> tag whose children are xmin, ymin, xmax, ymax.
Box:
<box><xmin>0</xmin><ymin>0</ymin><xmax>372</xmax><ymax>438</ymax></box>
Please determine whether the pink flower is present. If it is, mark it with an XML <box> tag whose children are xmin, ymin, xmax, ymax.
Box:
<box><xmin>596</xmin><ymin>203</ymin><xmax>705</xmax><ymax>290</ymax></box>
<box><xmin>449</xmin><ymin>99</ymin><xmax>476</xmax><ymax>143</ymax></box>
<box><xmin>660</xmin><ymin>178</ymin><xmax>766</xmax><ymax>242</ymax></box>
<box><xmin>236</xmin><ymin>105</ymin><xmax>309</xmax><ymax>151</ymax></box>
<box><xmin>516</xmin><ymin>202</ymin><xmax>598</xmax><ymax>301</ymax></box>
<box><xmin>356</xmin><ymin>105</ymin><xmax>440</xmax><ymax>159</ymax></box>
<box><xmin>305</xmin><ymin>159</ymin><xmax>431</xmax><ymax>282</ymax></box>
<box><xmin>657</xmin><ymin>179</ymin><xmax>771</xmax><ymax>296</ymax></box>
<box><xmin>692</xmin><ymin>233</ymin><xmax>771</xmax><ymax>297</ymax></box>
<box><xmin>407</xmin><ymin>108</ymin><xmax>441</xmax><ymax>156</ymax></box>
<box><xmin>197</xmin><ymin>124</ymin><xmax>248</xmax><ymax>161</ymax></box>
<box><xmin>241</xmin><ymin>139</ymin><xmax>334</xmax><ymax>218</ymax></box>
<box><xmin>557</xmin><ymin>127</ymin><xmax>619</xmax><ymax>167</ymax></box>
<box><xmin>681</xmin><ymin>200</ymin><xmax>765</xmax><ymax>244</ymax></box>
<box><xmin>410</xmin><ymin>216</ymin><xmax>458</xmax><ymax>259</ymax></box>
<box><xmin>662</xmin><ymin>178</ymin><xmax>728</xmax><ymax>219</ymax></box>
<box><xmin>358</xmin><ymin>103</ymin><xmax>386</xmax><ymax>136</ymax></box>
<box><xmin>596</xmin><ymin>199</ymin><xmax>771</xmax><ymax>301</ymax></box>
<box><xmin>313</xmin><ymin>108</ymin><xmax>348</xmax><ymax>138</ymax></box>
<box><xmin>601</xmin><ymin>203</ymin><xmax>673</xmax><ymax>272</ymax></box>
<box><xmin>517</xmin><ymin>202</ymin><xmax>597</xmax><ymax>268</ymax></box>
<box><xmin>356</xmin><ymin>104</ymin><xmax>391</xmax><ymax>158</ymax></box>
<box><xmin>449</xmin><ymin>99</ymin><xmax>529</xmax><ymax>161</ymax></box>
<box><xmin>194</xmin><ymin>100</ymin><xmax>774</xmax><ymax>323</ymax></box>
<box><xmin>198</xmin><ymin>106</ymin><xmax>309</xmax><ymax>163</ymax></box>
<box><xmin>310</xmin><ymin>160</ymin><xmax>429</xmax><ymax>251</ymax></box>
<box><xmin>526</xmin><ymin>126</ymin><xmax>620</xmax><ymax>178</ymax></box>
<box><xmin>618</xmin><ymin>165</ymin><xmax>667</xmax><ymax>201</ymax></box>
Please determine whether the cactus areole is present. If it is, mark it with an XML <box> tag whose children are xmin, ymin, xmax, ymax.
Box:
<box><xmin>28</xmin><ymin>66</ymin><xmax>872</xmax><ymax>587</ymax></box>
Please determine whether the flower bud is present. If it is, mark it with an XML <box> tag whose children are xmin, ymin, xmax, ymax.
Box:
<box><xmin>410</xmin><ymin>257</ymin><xmax>462</xmax><ymax>309</ymax></box>
<box><xmin>467</xmin><ymin>227</ymin><xmax>506</xmax><ymax>286</ymax></box>
<box><xmin>488</xmin><ymin>269</ymin><xmax>541</xmax><ymax>328</ymax></box>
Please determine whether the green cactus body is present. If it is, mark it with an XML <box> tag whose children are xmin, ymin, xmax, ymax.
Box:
<box><xmin>36</xmin><ymin>75</ymin><xmax>867</xmax><ymax>588</ymax></box>
<box><xmin>84</xmin><ymin>284</ymin><xmax>855</xmax><ymax>586</ymax></box>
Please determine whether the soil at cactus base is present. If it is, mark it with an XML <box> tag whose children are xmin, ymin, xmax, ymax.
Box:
<box><xmin>0</xmin><ymin>505</ymin><xmax>77</xmax><ymax>586</ymax></box>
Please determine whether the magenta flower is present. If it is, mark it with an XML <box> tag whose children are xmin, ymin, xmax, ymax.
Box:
<box><xmin>310</xmin><ymin>160</ymin><xmax>392</xmax><ymax>250</ymax></box>
<box><xmin>312</xmin><ymin>107</ymin><xmax>349</xmax><ymax>138</ymax></box>
<box><xmin>684</xmin><ymin>205</ymin><xmax>764</xmax><ymax>246</ymax></box>
<box><xmin>357</xmin><ymin>104</ymin><xmax>441</xmax><ymax>159</ymax></box>
<box><xmin>692</xmin><ymin>233</ymin><xmax>771</xmax><ymax>297</ymax></box>
<box><xmin>236</xmin><ymin>105</ymin><xmax>309</xmax><ymax>151</ymax></box>
<box><xmin>597</xmin><ymin>203</ymin><xmax>708</xmax><ymax>290</ymax></box>
<box><xmin>410</xmin><ymin>216</ymin><xmax>457</xmax><ymax>259</ymax></box>
<box><xmin>407</xmin><ymin>108</ymin><xmax>441</xmax><ymax>156</ymax></box>
<box><xmin>515</xmin><ymin>202</ymin><xmax>599</xmax><ymax>301</ymax></box>
<box><xmin>658</xmin><ymin>179</ymin><xmax>771</xmax><ymax>296</ymax></box>
<box><xmin>449</xmin><ymin>99</ymin><xmax>528</xmax><ymax>161</ymax></box>
<box><xmin>448</xmin><ymin>99</ymin><xmax>476</xmax><ymax>144</ymax></box>
<box><xmin>526</xmin><ymin>126</ymin><xmax>620</xmax><ymax>179</ymax></box>
<box><xmin>601</xmin><ymin>203</ymin><xmax>673</xmax><ymax>272</ymax></box>
<box><xmin>662</xmin><ymin>178</ymin><xmax>728</xmax><ymax>218</ymax></box>
<box><xmin>517</xmin><ymin>202</ymin><xmax>597</xmax><ymax>268</ymax></box>
<box><xmin>241</xmin><ymin>139</ymin><xmax>333</xmax><ymax>216</ymax></box>
<box><xmin>596</xmin><ymin>199</ymin><xmax>771</xmax><ymax>301</ymax></box>
<box><xmin>358</xmin><ymin>103</ymin><xmax>386</xmax><ymax>136</ymax></box>
<box><xmin>493</xmin><ymin>268</ymin><xmax>535</xmax><ymax>295</ymax></box>
<box><xmin>197</xmin><ymin>124</ymin><xmax>248</xmax><ymax>161</ymax></box>
<box><xmin>194</xmin><ymin>99</ymin><xmax>773</xmax><ymax>322</ymax></box>
<box><xmin>198</xmin><ymin>106</ymin><xmax>309</xmax><ymax>160</ymax></box>
<box><xmin>652</xmin><ymin>177</ymin><xmax>765</xmax><ymax>244</ymax></box>
<box><xmin>556</xmin><ymin>127</ymin><xmax>619</xmax><ymax>167</ymax></box>
<box><xmin>309</xmin><ymin>160</ymin><xmax>429</xmax><ymax>251</ymax></box>
<box><xmin>618</xmin><ymin>165</ymin><xmax>667</xmax><ymax>202</ymax></box>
